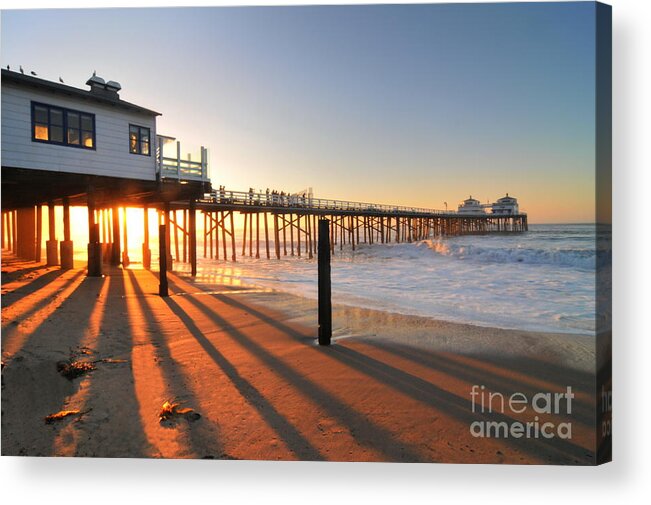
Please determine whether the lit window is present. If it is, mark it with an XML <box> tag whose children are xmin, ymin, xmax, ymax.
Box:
<box><xmin>129</xmin><ymin>124</ymin><xmax>150</xmax><ymax>156</ymax></box>
<box><xmin>31</xmin><ymin>102</ymin><xmax>95</xmax><ymax>149</ymax></box>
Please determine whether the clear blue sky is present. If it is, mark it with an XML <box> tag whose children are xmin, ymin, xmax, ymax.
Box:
<box><xmin>1</xmin><ymin>3</ymin><xmax>597</xmax><ymax>222</ymax></box>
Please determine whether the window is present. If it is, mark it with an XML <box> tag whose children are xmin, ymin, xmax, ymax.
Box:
<box><xmin>129</xmin><ymin>124</ymin><xmax>150</xmax><ymax>156</ymax></box>
<box><xmin>31</xmin><ymin>102</ymin><xmax>95</xmax><ymax>149</ymax></box>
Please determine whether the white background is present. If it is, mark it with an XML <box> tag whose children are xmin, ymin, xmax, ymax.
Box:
<box><xmin>1</xmin><ymin>0</ymin><xmax>649</xmax><ymax>503</ymax></box>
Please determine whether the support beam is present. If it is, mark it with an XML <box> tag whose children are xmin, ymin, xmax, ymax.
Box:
<box><xmin>230</xmin><ymin>211</ymin><xmax>236</xmax><ymax>262</ymax></box>
<box><xmin>35</xmin><ymin>205</ymin><xmax>42</xmax><ymax>262</ymax></box>
<box><xmin>189</xmin><ymin>201</ymin><xmax>197</xmax><ymax>276</ymax></box>
<box><xmin>264</xmin><ymin>212</ymin><xmax>270</xmax><ymax>259</ymax></box>
<box><xmin>87</xmin><ymin>199</ymin><xmax>102</xmax><ymax>277</ymax></box>
<box><xmin>16</xmin><ymin>207</ymin><xmax>37</xmax><ymax>261</ymax></box>
<box><xmin>183</xmin><ymin>209</ymin><xmax>188</xmax><ymax>263</ymax></box>
<box><xmin>307</xmin><ymin>211</ymin><xmax>313</xmax><ymax>259</ymax></box>
<box><xmin>60</xmin><ymin>198</ymin><xmax>74</xmax><ymax>269</ymax></box>
<box><xmin>158</xmin><ymin>224</ymin><xmax>169</xmax><ymax>297</ymax></box>
<box><xmin>222</xmin><ymin>211</ymin><xmax>228</xmax><ymax>261</ymax></box>
<box><xmin>249</xmin><ymin>213</ymin><xmax>254</xmax><ymax>257</ymax></box>
<box><xmin>46</xmin><ymin>202</ymin><xmax>59</xmax><ymax>266</ymax></box>
<box><xmin>256</xmin><ymin>212</ymin><xmax>260</xmax><ymax>259</ymax></box>
<box><xmin>1</xmin><ymin>211</ymin><xmax>5</xmax><ymax>250</ymax></box>
<box><xmin>111</xmin><ymin>205</ymin><xmax>121</xmax><ymax>266</ymax></box>
<box><xmin>242</xmin><ymin>212</ymin><xmax>248</xmax><ymax>256</ymax></box>
<box><xmin>274</xmin><ymin>214</ymin><xmax>281</xmax><ymax>260</ymax></box>
<box><xmin>11</xmin><ymin>211</ymin><xmax>17</xmax><ymax>255</ymax></box>
<box><xmin>142</xmin><ymin>206</ymin><xmax>151</xmax><ymax>269</ymax></box>
<box><xmin>122</xmin><ymin>207</ymin><xmax>130</xmax><ymax>267</ymax></box>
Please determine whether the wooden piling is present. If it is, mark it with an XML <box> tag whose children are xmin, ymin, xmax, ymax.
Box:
<box><xmin>249</xmin><ymin>213</ymin><xmax>254</xmax><ymax>257</ymax></box>
<box><xmin>189</xmin><ymin>201</ymin><xmax>197</xmax><ymax>276</ymax></box>
<box><xmin>143</xmin><ymin>206</ymin><xmax>151</xmax><ymax>269</ymax></box>
<box><xmin>87</xmin><ymin>199</ymin><xmax>102</xmax><ymax>277</ymax></box>
<box><xmin>218</xmin><ymin>212</ymin><xmax>226</xmax><ymax>260</ymax></box>
<box><xmin>203</xmin><ymin>211</ymin><xmax>208</xmax><ymax>258</ymax></box>
<box><xmin>35</xmin><ymin>205</ymin><xmax>42</xmax><ymax>262</ymax></box>
<box><xmin>264</xmin><ymin>213</ymin><xmax>270</xmax><ymax>259</ymax></box>
<box><xmin>111</xmin><ymin>205</ymin><xmax>121</xmax><ymax>266</ymax></box>
<box><xmin>256</xmin><ymin>212</ymin><xmax>260</xmax><ymax>259</ymax></box>
<box><xmin>307</xmin><ymin>212</ymin><xmax>313</xmax><ymax>259</ymax></box>
<box><xmin>158</xmin><ymin>224</ymin><xmax>169</xmax><ymax>297</ymax></box>
<box><xmin>230</xmin><ymin>211</ymin><xmax>236</xmax><ymax>262</ymax></box>
<box><xmin>46</xmin><ymin>201</ymin><xmax>59</xmax><ymax>266</ymax></box>
<box><xmin>183</xmin><ymin>209</ymin><xmax>188</xmax><ymax>263</ymax></box>
<box><xmin>11</xmin><ymin>210</ymin><xmax>17</xmax><ymax>255</ymax></box>
<box><xmin>282</xmin><ymin>214</ymin><xmax>287</xmax><ymax>256</ymax></box>
<box><xmin>318</xmin><ymin>218</ymin><xmax>332</xmax><ymax>346</ymax></box>
<box><xmin>222</xmin><ymin>212</ymin><xmax>228</xmax><ymax>261</ymax></box>
<box><xmin>274</xmin><ymin>214</ymin><xmax>281</xmax><ymax>260</ymax></box>
<box><xmin>122</xmin><ymin>207</ymin><xmax>130</xmax><ymax>267</ymax></box>
<box><xmin>290</xmin><ymin>213</ymin><xmax>295</xmax><ymax>256</ymax></box>
<box><xmin>242</xmin><ymin>212</ymin><xmax>248</xmax><ymax>256</ymax></box>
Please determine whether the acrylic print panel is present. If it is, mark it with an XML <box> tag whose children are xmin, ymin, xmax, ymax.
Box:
<box><xmin>0</xmin><ymin>2</ymin><xmax>611</xmax><ymax>464</ymax></box>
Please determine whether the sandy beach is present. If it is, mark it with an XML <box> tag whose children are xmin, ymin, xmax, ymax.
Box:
<box><xmin>1</xmin><ymin>254</ymin><xmax>597</xmax><ymax>464</ymax></box>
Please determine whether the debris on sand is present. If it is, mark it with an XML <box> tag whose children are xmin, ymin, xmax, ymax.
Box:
<box><xmin>75</xmin><ymin>346</ymin><xmax>95</xmax><ymax>356</ymax></box>
<box><xmin>96</xmin><ymin>358</ymin><xmax>128</xmax><ymax>364</ymax></box>
<box><xmin>44</xmin><ymin>409</ymin><xmax>91</xmax><ymax>424</ymax></box>
<box><xmin>56</xmin><ymin>360</ymin><xmax>96</xmax><ymax>380</ymax></box>
<box><xmin>159</xmin><ymin>400</ymin><xmax>201</xmax><ymax>424</ymax></box>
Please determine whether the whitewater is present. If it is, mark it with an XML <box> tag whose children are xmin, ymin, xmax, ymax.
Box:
<box><xmin>183</xmin><ymin>224</ymin><xmax>607</xmax><ymax>335</ymax></box>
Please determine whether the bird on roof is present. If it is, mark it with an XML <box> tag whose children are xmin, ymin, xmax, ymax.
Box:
<box><xmin>30</xmin><ymin>71</ymin><xmax>37</xmax><ymax>76</ymax></box>
<box><xmin>92</xmin><ymin>69</ymin><xmax>96</xmax><ymax>77</ymax></box>
<box><xmin>19</xmin><ymin>65</ymin><xmax>24</xmax><ymax>74</ymax></box>
<box><xmin>59</xmin><ymin>76</ymin><xmax>64</xmax><ymax>83</ymax></box>
<box><xmin>6</xmin><ymin>65</ymin><xmax>9</xmax><ymax>70</ymax></box>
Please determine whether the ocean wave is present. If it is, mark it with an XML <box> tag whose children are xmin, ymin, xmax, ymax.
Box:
<box><xmin>420</xmin><ymin>240</ymin><xmax>608</xmax><ymax>269</ymax></box>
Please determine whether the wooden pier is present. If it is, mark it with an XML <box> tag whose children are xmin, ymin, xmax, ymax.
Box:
<box><xmin>162</xmin><ymin>189</ymin><xmax>527</xmax><ymax>266</ymax></box>
<box><xmin>1</xmin><ymin>188</ymin><xmax>527</xmax><ymax>278</ymax></box>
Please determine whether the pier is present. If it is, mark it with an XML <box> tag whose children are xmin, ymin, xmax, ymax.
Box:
<box><xmin>1</xmin><ymin>188</ymin><xmax>527</xmax><ymax>277</ymax></box>
<box><xmin>192</xmin><ymin>189</ymin><xmax>527</xmax><ymax>263</ymax></box>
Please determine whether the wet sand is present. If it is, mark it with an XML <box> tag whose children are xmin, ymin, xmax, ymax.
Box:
<box><xmin>1</xmin><ymin>254</ymin><xmax>597</xmax><ymax>463</ymax></box>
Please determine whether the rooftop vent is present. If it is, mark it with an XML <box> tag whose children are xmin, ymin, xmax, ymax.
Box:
<box><xmin>105</xmin><ymin>80</ymin><xmax>122</xmax><ymax>92</ymax></box>
<box><xmin>86</xmin><ymin>73</ymin><xmax>120</xmax><ymax>100</ymax></box>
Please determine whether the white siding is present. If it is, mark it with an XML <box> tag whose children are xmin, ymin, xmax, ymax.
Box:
<box><xmin>1</xmin><ymin>82</ymin><xmax>157</xmax><ymax>181</ymax></box>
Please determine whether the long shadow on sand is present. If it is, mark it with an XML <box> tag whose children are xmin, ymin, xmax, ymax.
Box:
<box><xmin>70</xmin><ymin>272</ymin><xmax>153</xmax><ymax>457</ymax></box>
<box><xmin>125</xmin><ymin>270</ymin><xmax>230</xmax><ymax>459</ymax></box>
<box><xmin>1</xmin><ymin>274</ymin><xmax>109</xmax><ymax>456</ymax></box>
<box><xmin>190</xmin><ymin>287</ymin><xmax>595</xmax><ymax>465</ymax></box>
<box><xmin>162</xmin><ymin>294</ymin><xmax>327</xmax><ymax>461</ymax></box>
<box><xmin>359</xmin><ymin>341</ymin><xmax>596</xmax><ymax>427</ymax></box>
<box><xmin>1</xmin><ymin>270</ymin><xmax>85</xmax><ymax>324</ymax></box>
<box><xmin>165</xmin><ymin>278</ymin><xmax>431</xmax><ymax>462</ymax></box>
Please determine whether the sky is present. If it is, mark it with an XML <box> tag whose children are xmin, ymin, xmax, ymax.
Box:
<box><xmin>1</xmin><ymin>3</ymin><xmax>597</xmax><ymax>223</ymax></box>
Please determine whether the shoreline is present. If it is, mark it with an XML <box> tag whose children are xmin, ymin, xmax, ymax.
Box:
<box><xmin>175</xmin><ymin>257</ymin><xmax>597</xmax><ymax>338</ymax></box>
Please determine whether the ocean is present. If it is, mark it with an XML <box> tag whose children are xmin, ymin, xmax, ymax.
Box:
<box><xmin>183</xmin><ymin>223</ymin><xmax>607</xmax><ymax>336</ymax></box>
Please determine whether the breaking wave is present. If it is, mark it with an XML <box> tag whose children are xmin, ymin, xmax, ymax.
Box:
<box><xmin>420</xmin><ymin>240</ymin><xmax>606</xmax><ymax>270</ymax></box>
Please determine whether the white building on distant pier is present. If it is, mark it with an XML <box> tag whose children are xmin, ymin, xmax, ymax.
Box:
<box><xmin>491</xmin><ymin>194</ymin><xmax>519</xmax><ymax>215</ymax></box>
<box><xmin>457</xmin><ymin>196</ymin><xmax>487</xmax><ymax>215</ymax></box>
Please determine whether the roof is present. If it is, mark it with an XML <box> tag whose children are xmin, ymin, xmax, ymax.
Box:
<box><xmin>1</xmin><ymin>69</ymin><xmax>161</xmax><ymax>116</ymax></box>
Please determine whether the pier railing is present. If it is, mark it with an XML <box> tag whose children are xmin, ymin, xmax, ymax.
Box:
<box><xmin>201</xmin><ymin>189</ymin><xmax>450</xmax><ymax>215</ymax></box>
<box><xmin>157</xmin><ymin>137</ymin><xmax>209</xmax><ymax>182</ymax></box>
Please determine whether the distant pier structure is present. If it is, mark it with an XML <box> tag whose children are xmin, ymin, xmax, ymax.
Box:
<box><xmin>1</xmin><ymin>70</ymin><xmax>527</xmax><ymax>277</ymax></box>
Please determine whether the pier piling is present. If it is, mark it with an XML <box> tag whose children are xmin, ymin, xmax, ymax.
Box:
<box><xmin>159</xmin><ymin>223</ymin><xmax>169</xmax><ymax>297</ymax></box>
<box><xmin>318</xmin><ymin>218</ymin><xmax>332</xmax><ymax>346</ymax></box>
<box><xmin>60</xmin><ymin>198</ymin><xmax>73</xmax><ymax>269</ymax></box>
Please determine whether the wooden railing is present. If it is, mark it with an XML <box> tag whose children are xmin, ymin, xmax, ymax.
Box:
<box><xmin>201</xmin><ymin>189</ymin><xmax>450</xmax><ymax>215</ymax></box>
<box><xmin>199</xmin><ymin>189</ymin><xmax>527</xmax><ymax>217</ymax></box>
<box><xmin>157</xmin><ymin>139</ymin><xmax>208</xmax><ymax>182</ymax></box>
